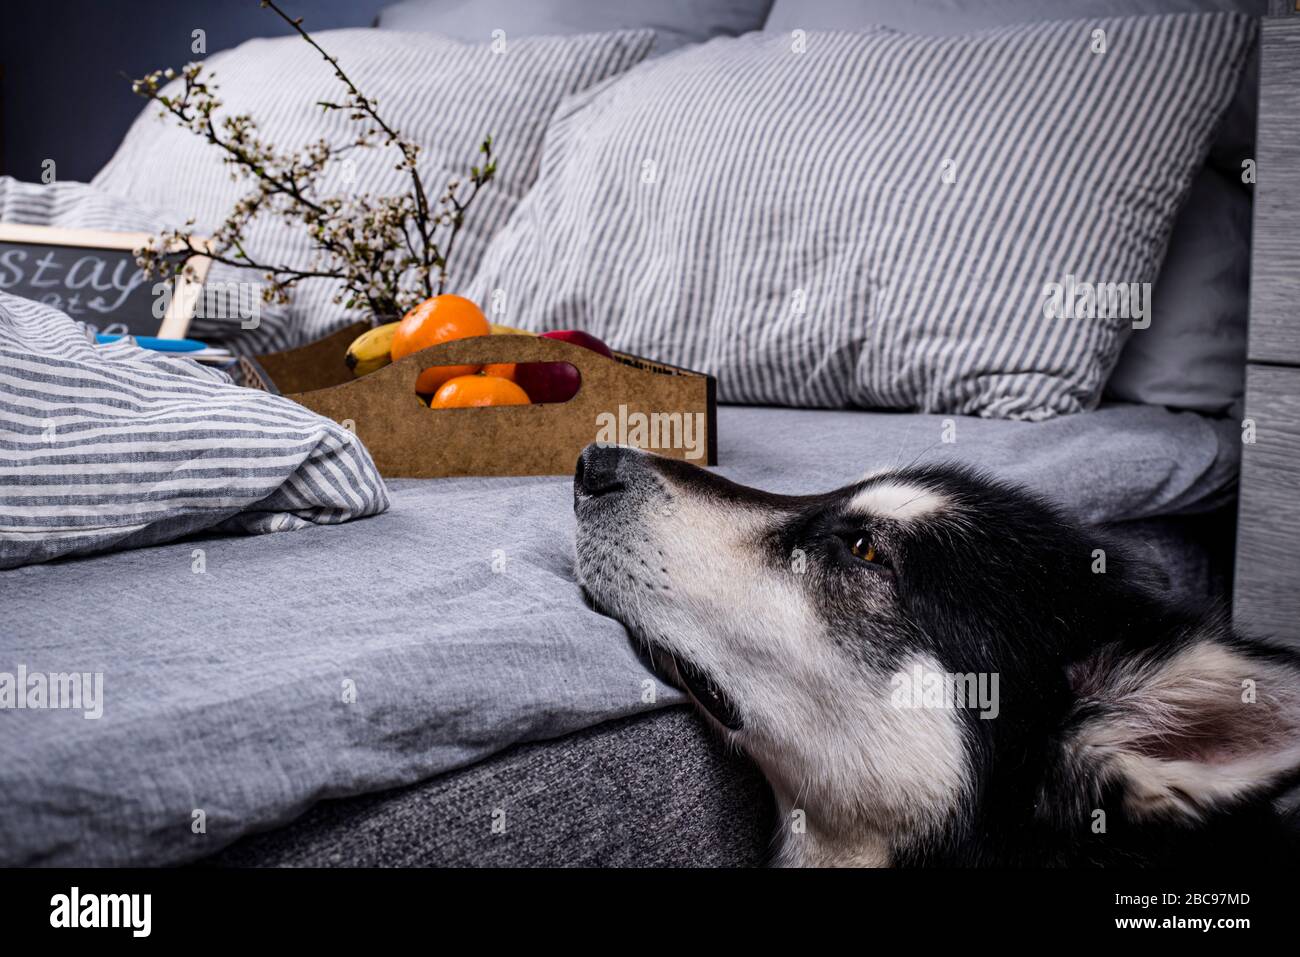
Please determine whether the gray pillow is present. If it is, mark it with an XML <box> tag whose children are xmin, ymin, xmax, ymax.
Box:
<box><xmin>466</xmin><ymin>16</ymin><xmax>1255</xmax><ymax>419</ymax></box>
<box><xmin>93</xmin><ymin>28</ymin><xmax>653</xmax><ymax>347</ymax></box>
<box><xmin>763</xmin><ymin>0</ymin><xmax>1263</xmax><ymax>414</ymax></box>
<box><xmin>1106</xmin><ymin>167</ymin><xmax>1249</xmax><ymax>413</ymax></box>
<box><xmin>378</xmin><ymin>0</ymin><xmax>774</xmax><ymax>56</ymax></box>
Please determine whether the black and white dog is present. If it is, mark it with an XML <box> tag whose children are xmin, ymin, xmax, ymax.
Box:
<box><xmin>572</xmin><ymin>444</ymin><xmax>1300</xmax><ymax>867</ymax></box>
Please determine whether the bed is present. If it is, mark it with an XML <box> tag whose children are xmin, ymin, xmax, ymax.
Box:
<box><xmin>1</xmin><ymin>404</ymin><xmax>1241</xmax><ymax>866</ymax></box>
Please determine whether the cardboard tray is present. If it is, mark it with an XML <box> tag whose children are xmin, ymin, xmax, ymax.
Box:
<box><xmin>238</xmin><ymin>322</ymin><xmax>717</xmax><ymax>478</ymax></box>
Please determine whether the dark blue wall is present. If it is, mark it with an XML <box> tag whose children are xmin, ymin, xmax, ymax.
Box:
<box><xmin>1</xmin><ymin>0</ymin><xmax>388</xmax><ymax>183</ymax></box>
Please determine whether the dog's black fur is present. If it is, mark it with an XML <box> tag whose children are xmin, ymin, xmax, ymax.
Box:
<box><xmin>863</xmin><ymin>465</ymin><xmax>1300</xmax><ymax>866</ymax></box>
<box><xmin>577</xmin><ymin>448</ymin><xmax>1300</xmax><ymax>866</ymax></box>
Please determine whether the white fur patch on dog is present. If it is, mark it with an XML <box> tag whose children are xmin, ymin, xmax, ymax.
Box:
<box><xmin>596</xmin><ymin>488</ymin><xmax>969</xmax><ymax>864</ymax></box>
<box><xmin>759</xmin><ymin>649</ymin><xmax>971</xmax><ymax>868</ymax></box>
<box><xmin>848</xmin><ymin>482</ymin><xmax>948</xmax><ymax>523</ymax></box>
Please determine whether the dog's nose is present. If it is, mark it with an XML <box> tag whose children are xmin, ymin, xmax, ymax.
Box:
<box><xmin>575</xmin><ymin>444</ymin><xmax>632</xmax><ymax>499</ymax></box>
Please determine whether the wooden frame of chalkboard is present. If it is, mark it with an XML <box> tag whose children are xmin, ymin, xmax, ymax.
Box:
<box><xmin>0</xmin><ymin>224</ymin><xmax>212</xmax><ymax>338</ymax></box>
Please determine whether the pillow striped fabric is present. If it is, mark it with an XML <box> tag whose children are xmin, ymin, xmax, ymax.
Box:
<box><xmin>0</xmin><ymin>294</ymin><xmax>388</xmax><ymax>570</ymax></box>
<box><xmin>466</xmin><ymin>14</ymin><xmax>1255</xmax><ymax>419</ymax></box>
<box><xmin>92</xmin><ymin>28</ymin><xmax>654</xmax><ymax>350</ymax></box>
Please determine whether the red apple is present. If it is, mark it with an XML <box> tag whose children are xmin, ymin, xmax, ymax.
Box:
<box><xmin>540</xmin><ymin>329</ymin><xmax>613</xmax><ymax>358</ymax></box>
<box><xmin>515</xmin><ymin>330</ymin><xmax>613</xmax><ymax>403</ymax></box>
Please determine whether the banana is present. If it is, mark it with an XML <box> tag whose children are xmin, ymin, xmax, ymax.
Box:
<box><xmin>345</xmin><ymin>321</ymin><xmax>399</xmax><ymax>377</ymax></box>
<box><xmin>346</xmin><ymin>319</ymin><xmax>533</xmax><ymax>378</ymax></box>
<box><xmin>489</xmin><ymin>322</ymin><xmax>534</xmax><ymax>336</ymax></box>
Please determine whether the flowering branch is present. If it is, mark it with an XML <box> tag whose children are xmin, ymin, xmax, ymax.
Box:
<box><xmin>132</xmin><ymin>0</ymin><xmax>496</xmax><ymax>319</ymax></box>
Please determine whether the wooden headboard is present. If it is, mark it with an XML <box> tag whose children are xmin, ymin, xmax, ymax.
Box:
<box><xmin>1232</xmin><ymin>7</ymin><xmax>1300</xmax><ymax>642</ymax></box>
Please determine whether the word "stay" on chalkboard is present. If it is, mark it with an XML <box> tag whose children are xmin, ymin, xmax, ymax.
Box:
<box><xmin>0</xmin><ymin>224</ymin><xmax>210</xmax><ymax>338</ymax></box>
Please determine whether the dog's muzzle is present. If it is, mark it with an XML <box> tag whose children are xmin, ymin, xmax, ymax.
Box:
<box><xmin>572</xmin><ymin>445</ymin><xmax>745</xmax><ymax>731</ymax></box>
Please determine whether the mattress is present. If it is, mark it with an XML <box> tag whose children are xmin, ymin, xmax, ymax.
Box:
<box><xmin>203</xmin><ymin>707</ymin><xmax>775</xmax><ymax>867</ymax></box>
<box><xmin>0</xmin><ymin>403</ymin><xmax>1241</xmax><ymax>866</ymax></box>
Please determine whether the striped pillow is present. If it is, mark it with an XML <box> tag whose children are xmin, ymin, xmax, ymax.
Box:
<box><xmin>0</xmin><ymin>294</ymin><xmax>388</xmax><ymax>570</ymax></box>
<box><xmin>92</xmin><ymin>28</ymin><xmax>654</xmax><ymax>350</ymax></box>
<box><xmin>466</xmin><ymin>15</ymin><xmax>1255</xmax><ymax>419</ymax></box>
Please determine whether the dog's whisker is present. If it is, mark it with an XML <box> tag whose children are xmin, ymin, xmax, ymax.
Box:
<box><xmin>898</xmin><ymin>438</ymin><xmax>943</xmax><ymax>474</ymax></box>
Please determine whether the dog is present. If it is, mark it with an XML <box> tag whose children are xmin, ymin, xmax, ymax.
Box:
<box><xmin>572</xmin><ymin>444</ymin><xmax>1300</xmax><ymax>867</ymax></box>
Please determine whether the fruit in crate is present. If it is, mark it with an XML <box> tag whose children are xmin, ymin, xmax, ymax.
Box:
<box><xmin>514</xmin><ymin>330</ymin><xmax>614</xmax><ymax>403</ymax></box>
<box><xmin>344</xmin><ymin>321</ymin><xmax>399</xmax><ymax>377</ymax></box>
<box><xmin>345</xmin><ymin>311</ymin><xmax>530</xmax><ymax>380</ymax></box>
<box><xmin>538</xmin><ymin>329</ymin><xmax>614</xmax><ymax>356</ymax></box>
<box><xmin>489</xmin><ymin>323</ymin><xmax>533</xmax><ymax>336</ymax></box>
<box><xmin>392</xmin><ymin>294</ymin><xmax>492</xmax><ymax>395</ymax></box>
<box><xmin>430</xmin><ymin>374</ymin><xmax>530</xmax><ymax>408</ymax></box>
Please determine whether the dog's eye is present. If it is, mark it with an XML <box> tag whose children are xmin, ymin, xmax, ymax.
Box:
<box><xmin>848</xmin><ymin>534</ymin><xmax>888</xmax><ymax>568</ymax></box>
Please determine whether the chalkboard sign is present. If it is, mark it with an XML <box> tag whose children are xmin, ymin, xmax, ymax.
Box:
<box><xmin>0</xmin><ymin>224</ymin><xmax>210</xmax><ymax>338</ymax></box>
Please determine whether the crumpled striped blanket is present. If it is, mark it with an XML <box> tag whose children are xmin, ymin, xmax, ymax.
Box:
<box><xmin>0</xmin><ymin>292</ymin><xmax>388</xmax><ymax>569</ymax></box>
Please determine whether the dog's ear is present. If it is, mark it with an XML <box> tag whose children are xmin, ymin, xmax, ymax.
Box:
<box><xmin>1059</xmin><ymin>634</ymin><xmax>1300</xmax><ymax>823</ymax></box>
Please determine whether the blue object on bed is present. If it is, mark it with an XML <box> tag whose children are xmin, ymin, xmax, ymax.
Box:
<box><xmin>0</xmin><ymin>294</ymin><xmax>388</xmax><ymax>570</ymax></box>
<box><xmin>94</xmin><ymin>335</ymin><xmax>207</xmax><ymax>352</ymax></box>
<box><xmin>0</xmin><ymin>401</ymin><xmax>1238</xmax><ymax>865</ymax></box>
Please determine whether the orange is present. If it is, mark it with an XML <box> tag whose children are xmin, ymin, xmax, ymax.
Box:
<box><xmin>429</xmin><ymin>374</ymin><xmax>531</xmax><ymax>409</ymax></box>
<box><xmin>391</xmin><ymin>294</ymin><xmax>491</xmax><ymax>394</ymax></box>
<box><xmin>482</xmin><ymin>362</ymin><xmax>517</xmax><ymax>382</ymax></box>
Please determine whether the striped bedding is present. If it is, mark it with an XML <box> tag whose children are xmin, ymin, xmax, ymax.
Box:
<box><xmin>467</xmin><ymin>13</ymin><xmax>1255</xmax><ymax>419</ymax></box>
<box><xmin>0</xmin><ymin>293</ymin><xmax>388</xmax><ymax>570</ymax></box>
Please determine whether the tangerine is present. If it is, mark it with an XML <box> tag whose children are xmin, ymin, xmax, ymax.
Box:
<box><xmin>392</xmin><ymin>294</ymin><xmax>491</xmax><ymax>394</ymax></box>
<box><xmin>429</xmin><ymin>374</ymin><xmax>531</xmax><ymax>408</ymax></box>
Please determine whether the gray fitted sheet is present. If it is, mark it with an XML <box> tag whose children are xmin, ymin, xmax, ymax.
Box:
<box><xmin>0</xmin><ymin>403</ymin><xmax>1240</xmax><ymax>866</ymax></box>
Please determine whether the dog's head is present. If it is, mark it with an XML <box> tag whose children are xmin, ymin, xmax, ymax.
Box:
<box><xmin>573</xmin><ymin>445</ymin><xmax>1300</xmax><ymax>866</ymax></box>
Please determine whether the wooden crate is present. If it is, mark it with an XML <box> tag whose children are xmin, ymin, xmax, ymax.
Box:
<box><xmin>240</xmin><ymin>322</ymin><xmax>717</xmax><ymax>478</ymax></box>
